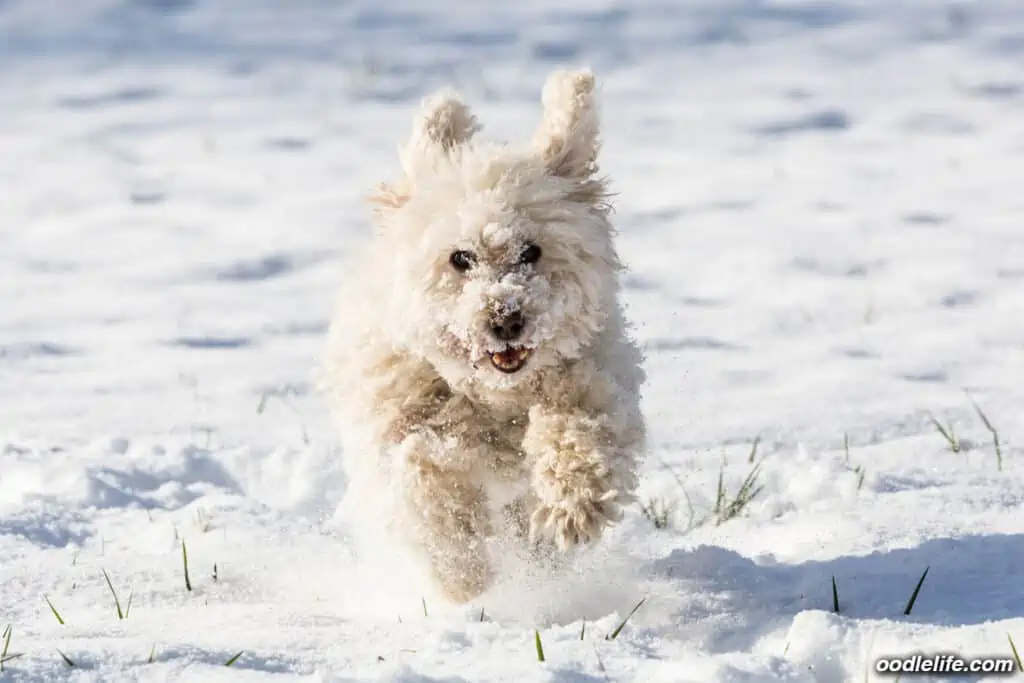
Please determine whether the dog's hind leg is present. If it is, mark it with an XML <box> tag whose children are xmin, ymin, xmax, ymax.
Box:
<box><xmin>402</xmin><ymin>448</ymin><xmax>493</xmax><ymax>603</ymax></box>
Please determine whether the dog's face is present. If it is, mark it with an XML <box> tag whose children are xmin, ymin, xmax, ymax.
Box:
<box><xmin>369</xmin><ymin>70</ymin><xmax>619</xmax><ymax>390</ymax></box>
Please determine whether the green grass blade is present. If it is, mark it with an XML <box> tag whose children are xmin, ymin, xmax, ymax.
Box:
<box><xmin>102</xmin><ymin>569</ymin><xmax>124</xmax><ymax>619</ymax></box>
<box><xmin>57</xmin><ymin>649</ymin><xmax>75</xmax><ymax>667</ymax></box>
<box><xmin>1</xmin><ymin>624</ymin><xmax>11</xmax><ymax>673</ymax></box>
<box><xmin>903</xmin><ymin>566</ymin><xmax>929</xmax><ymax>615</ymax></box>
<box><xmin>713</xmin><ymin>465</ymin><xmax>724</xmax><ymax>515</ymax></box>
<box><xmin>1009</xmin><ymin>634</ymin><xmax>1022</xmax><ymax>673</ymax></box>
<box><xmin>607</xmin><ymin>598</ymin><xmax>646</xmax><ymax>640</ymax></box>
<box><xmin>44</xmin><ymin>595</ymin><xmax>65</xmax><ymax>625</ymax></box>
<box><xmin>182</xmin><ymin>540</ymin><xmax>193</xmax><ymax>592</ymax></box>
<box><xmin>927</xmin><ymin>414</ymin><xmax>960</xmax><ymax>453</ymax></box>
<box><xmin>225</xmin><ymin>651</ymin><xmax>244</xmax><ymax>667</ymax></box>
<box><xmin>714</xmin><ymin>461</ymin><xmax>764</xmax><ymax>525</ymax></box>
<box><xmin>747</xmin><ymin>434</ymin><xmax>761</xmax><ymax>463</ymax></box>
<box><xmin>831</xmin><ymin>576</ymin><xmax>840</xmax><ymax>614</ymax></box>
<box><xmin>124</xmin><ymin>590</ymin><xmax>134</xmax><ymax>618</ymax></box>
<box><xmin>534</xmin><ymin>630</ymin><xmax>545</xmax><ymax>662</ymax></box>
<box><xmin>927</xmin><ymin>414</ymin><xmax>947</xmax><ymax>439</ymax></box>
<box><xmin>738</xmin><ymin>463</ymin><xmax>762</xmax><ymax>497</ymax></box>
<box><xmin>972</xmin><ymin>400</ymin><xmax>996</xmax><ymax>432</ymax></box>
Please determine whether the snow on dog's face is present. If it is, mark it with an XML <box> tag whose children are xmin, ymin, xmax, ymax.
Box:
<box><xmin>369</xmin><ymin>70</ymin><xmax>620</xmax><ymax>390</ymax></box>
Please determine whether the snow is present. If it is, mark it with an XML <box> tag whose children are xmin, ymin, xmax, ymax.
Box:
<box><xmin>2</xmin><ymin>0</ymin><xmax>1024</xmax><ymax>680</ymax></box>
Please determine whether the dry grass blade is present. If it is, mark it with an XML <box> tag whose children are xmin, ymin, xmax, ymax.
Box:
<box><xmin>57</xmin><ymin>649</ymin><xmax>75</xmax><ymax>667</ymax></box>
<box><xmin>972</xmin><ymin>400</ymin><xmax>1003</xmax><ymax>471</ymax></box>
<box><xmin>1009</xmin><ymin>634</ymin><xmax>1022</xmax><ymax>673</ymax></box>
<box><xmin>255</xmin><ymin>391</ymin><xmax>311</xmax><ymax>445</ymax></box>
<box><xmin>606</xmin><ymin>598</ymin><xmax>646</xmax><ymax>640</ymax></box>
<box><xmin>831</xmin><ymin>576</ymin><xmax>840</xmax><ymax>613</ymax></box>
<box><xmin>747</xmin><ymin>434</ymin><xmax>761</xmax><ymax>463</ymax></box>
<box><xmin>650</xmin><ymin>454</ymin><xmax>694</xmax><ymax>529</ymax></box>
<box><xmin>680</xmin><ymin>489</ymin><xmax>698</xmax><ymax>532</ymax></box>
<box><xmin>182</xmin><ymin>540</ymin><xmax>192</xmax><ymax>592</ymax></box>
<box><xmin>593</xmin><ymin>645</ymin><xmax>610</xmax><ymax>682</ymax></box>
<box><xmin>639</xmin><ymin>497</ymin><xmax>675</xmax><ymax>529</ymax></box>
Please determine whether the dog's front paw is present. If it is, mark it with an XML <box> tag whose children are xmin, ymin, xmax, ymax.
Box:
<box><xmin>528</xmin><ymin>491</ymin><xmax>621</xmax><ymax>551</ymax></box>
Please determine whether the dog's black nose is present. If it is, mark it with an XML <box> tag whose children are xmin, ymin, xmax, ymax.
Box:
<box><xmin>490</xmin><ymin>310</ymin><xmax>525</xmax><ymax>342</ymax></box>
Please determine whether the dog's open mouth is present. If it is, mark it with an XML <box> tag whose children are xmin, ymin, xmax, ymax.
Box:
<box><xmin>490</xmin><ymin>346</ymin><xmax>533</xmax><ymax>373</ymax></box>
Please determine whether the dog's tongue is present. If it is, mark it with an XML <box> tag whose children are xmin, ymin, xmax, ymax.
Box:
<box><xmin>493</xmin><ymin>349</ymin><xmax>520</xmax><ymax>364</ymax></box>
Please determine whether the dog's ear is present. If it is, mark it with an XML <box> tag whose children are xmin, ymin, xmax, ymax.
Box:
<box><xmin>370</xmin><ymin>90</ymin><xmax>479</xmax><ymax>217</ymax></box>
<box><xmin>400</xmin><ymin>88</ymin><xmax>480</xmax><ymax>180</ymax></box>
<box><xmin>532</xmin><ymin>69</ymin><xmax>601</xmax><ymax>181</ymax></box>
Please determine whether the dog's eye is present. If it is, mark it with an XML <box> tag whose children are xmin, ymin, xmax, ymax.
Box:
<box><xmin>518</xmin><ymin>243</ymin><xmax>542</xmax><ymax>265</ymax></box>
<box><xmin>449</xmin><ymin>250</ymin><xmax>476</xmax><ymax>272</ymax></box>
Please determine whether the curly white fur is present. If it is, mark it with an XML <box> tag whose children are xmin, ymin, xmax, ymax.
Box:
<box><xmin>325</xmin><ymin>68</ymin><xmax>647</xmax><ymax>603</ymax></box>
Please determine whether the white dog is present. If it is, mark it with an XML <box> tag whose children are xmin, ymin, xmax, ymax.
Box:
<box><xmin>325</xmin><ymin>69</ymin><xmax>647</xmax><ymax>603</ymax></box>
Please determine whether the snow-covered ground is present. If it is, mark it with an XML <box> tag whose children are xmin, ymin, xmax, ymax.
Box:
<box><xmin>2</xmin><ymin>0</ymin><xmax>1024</xmax><ymax>680</ymax></box>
